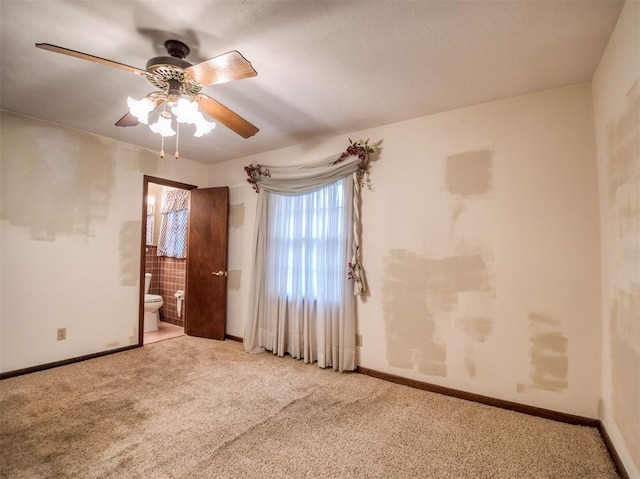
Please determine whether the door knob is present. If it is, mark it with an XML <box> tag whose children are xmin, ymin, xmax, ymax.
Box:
<box><xmin>212</xmin><ymin>270</ymin><xmax>228</xmax><ymax>277</ymax></box>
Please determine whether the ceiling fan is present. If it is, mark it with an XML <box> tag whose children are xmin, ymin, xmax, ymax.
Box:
<box><xmin>35</xmin><ymin>40</ymin><xmax>259</xmax><ymax>139</ymax></box>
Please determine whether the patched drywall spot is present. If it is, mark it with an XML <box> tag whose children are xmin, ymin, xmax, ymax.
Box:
<box><xmin>138</xmin><ymin>151</ymin><xmax>160</xmax><ymax>176</ymax></box>
<box><xmin>412</xmin><ymin>345</ymin><xmax>447</xmax><ymax>377</ymax></box>
<box><xmin>446</xmin><ymin>150</ymin><xmax>493</xmax><ymax>197</ymax></box>
<box><xmin>617</xmin><ymin>184</ymin><xmax>639</xmax><ymax>238</ymax></box>
<box><xmin>0</xmin><ymin>113</ymin><xmax>114</xmax><ymax>240</ymax></box>
<box><xmin>227</xmin><ymin>269</ymin><xmax>242</xmax><ymax>291</ymax></box>
<box><xmin>448</xmin><ymin>197</ymin><xmax>467</xmax><ymax>238</ymax></box>
<box><xmin>119</xmin><ymin>221</ymin><xmax>141</xmax><ymax>286</ymax></box>
<box><xmin>423</xmin><ymin>255</ymin><xmax>492</xmax><ymax>312</ymax></box>
<box><xmin>117</xmin><ymin>144</ymin><xmax>158</xmax><ymax>176</ymax></box>
<box><xmin>383</xmin><ymin>250</ymin><xmax>447</xmax><ymax>377</ymax></box>
<box><xmin>608</xmin><ymin>79</ymin><xmax>640</xmax><ymax>241</ymax></box>
<box><xmin>606</xmin><ymin>79</ymin><xmax>639</xmax><ymax>202</ymax></box>
<box><xmin>518</xmin><ymin>313</ymin><xmax>568</xmax><ymax>393</ymax></box>
<box><xmin>610</xmin><ymin>286</ymin><xmax>640</xmax><ymax>467</ymax></box>
<box><xmin>462</xmin><ymin>316</ymin><xmax>493</xmax><ymax>343</ymax></box>
<box><xmin>382</xmin><ymin>249</ymin><xmax>494</xmax><ymax>378</ymax></box>
<box><xmin>228</xmin><ymin>203</ymin><xmax>245</xmax><ymax>228</ymax></box>
<box><xmin>465</xmin><ymin>346</ymin><xmax>476</xmax><ymax>379</ymax></box>
<box><xmin>457</xmin><ymin>315</ymin><xmax>493</xmax><ymax>380</ymax></box>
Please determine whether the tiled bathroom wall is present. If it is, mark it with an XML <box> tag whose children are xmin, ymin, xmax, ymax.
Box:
<box><xmin>158</xmin><ymin>257</ymin><xmax>186</xmax><ymax>327</ymax></box>
<box><xmin>145</xmin><ymin>246</ymin><xmax>160</xmax><ymax>294</ymax></box>
<box><xmin>145</xmin><ymin>246</ymin><xmax>186</xmax><ymax>327</ymax></box>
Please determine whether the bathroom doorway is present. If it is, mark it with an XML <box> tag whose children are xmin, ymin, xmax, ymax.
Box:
<box><xmin>139</xmin><ymin>176</ymin><xmax>196</xmax><ymax>345</ymax></box>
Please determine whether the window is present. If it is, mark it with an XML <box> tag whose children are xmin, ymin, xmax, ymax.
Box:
<box><xmin>157</xmin><ymin>189</ymin><xmax>189</xmax><ymax>259</ymax></box>
<box><xmin>266</xmin><ymin>178</ymin><xmax>347</xmax><ymax>304</ymax></box>
<box><xmin>242</xmin><ymin>141</ymin><xmax>373</xmax><ymax>372</ymax></box>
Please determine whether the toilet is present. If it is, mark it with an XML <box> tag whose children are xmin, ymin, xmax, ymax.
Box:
<box><xmin>144</xmin><ymin>273</ymin><xmax>164</xmax><ymax>332</ymax></box>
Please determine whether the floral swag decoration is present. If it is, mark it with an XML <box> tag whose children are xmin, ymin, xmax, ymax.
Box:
<box><xmin>243</xmin><ymin>139</ymin><xmax>376</xmax><ymax>296</ymax></box>
<box><xmin>331</xmin><ymin>138</ymin><xmax>375</xmax><ymax>189</ymax></box>
<box><xmin>244</xmin><ymin>163</ymin><xmax>271</xmax><ymax>193</ymax></box>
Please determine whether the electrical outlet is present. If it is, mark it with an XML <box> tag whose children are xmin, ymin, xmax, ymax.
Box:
<box><xmin>356</xmin><ymin>334</ymin><xmax>363</xmax><ymax>347</ymax></box>
<box><xmin>57</xmin><ymin>328</ymin><xmax>66</xmax><ymax>341</ymax></box>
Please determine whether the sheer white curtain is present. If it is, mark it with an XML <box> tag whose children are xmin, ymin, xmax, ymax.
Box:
<box><xmin>257</xmin><ymin>178</ymin><xmax>355</xmax><ymax>370</ymax></box>
<box><xmin>244</xmin><ymin>143</ymin><xmax>374</xmax><ymax>372</ymax></box>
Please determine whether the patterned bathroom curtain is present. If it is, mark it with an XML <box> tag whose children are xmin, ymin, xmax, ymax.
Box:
<box><xmin>157</xmin><ymin>189</ymin><xmax>190</xmax><ymax>258</ymax></box>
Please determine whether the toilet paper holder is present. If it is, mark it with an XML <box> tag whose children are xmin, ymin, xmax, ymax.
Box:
<box><xmin>174</xmin><ymin>290</ymin><xmax>185</xmax><ymax>317</ymax></box>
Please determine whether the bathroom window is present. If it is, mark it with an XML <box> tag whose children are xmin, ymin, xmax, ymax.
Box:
<box><xmin>158</xmin><ymin>189</ymin><xmax>190</xmax><ymax>259</ymax></box>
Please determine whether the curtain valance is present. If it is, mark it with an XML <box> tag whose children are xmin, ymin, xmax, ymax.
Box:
<box><xmin>245</xmin><ymin>140</ymin><xmax>373</xmax><ymax>196</ymax></box>
<box><xmin>161</xmin><ymin>189</ymin><xmax>190</xmax><ymax>213</ymax></box>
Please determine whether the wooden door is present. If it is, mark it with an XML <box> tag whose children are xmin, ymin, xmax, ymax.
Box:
<box><xmin>185</xmin><ymin>187</ymin><xmax>229</xmax><ymax>340</ymax></box>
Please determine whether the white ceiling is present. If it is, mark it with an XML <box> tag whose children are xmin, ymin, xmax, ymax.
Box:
<box><xmin>0</xmin><ymin>0</ymin><xmax>624</xmax><ymax>165</ymax></box>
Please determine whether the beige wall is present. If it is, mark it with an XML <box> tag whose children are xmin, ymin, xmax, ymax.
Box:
<box><xmin>0</xmin><ymin>112</ymin><xmax>208</xmax><ymax>372</ymax></box>
<box><xmin>592</xmin><ymin>1</ymin><xmax>640</xmax><ymax>476</ymax></box>
<box><xmin>210</xmin><ymin>83</ymin><xmax>603</xmax><ymax>418</ymax></box>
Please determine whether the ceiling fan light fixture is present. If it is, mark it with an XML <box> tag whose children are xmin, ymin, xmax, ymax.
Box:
<box><xmin>127</xmin><ymin>96</ymin><xmax>155</xmax><ymax>124</ymax></box>
<box><xmin>149</xmin><ymin>113</ymin><xmax>176</xmax><ymax>137</ymax></box>
<box><xmin>193</xmin><ymin>116</ymin><xmax>216</xmax><ymax>137</ymax></box>
<box><xmin>170</xmin><ymin>97</ymin><xmax>216</xmax><ymax>137</ymax></box>
<box><xmin>171</xmin><ymin>97</ymin><xmax>199</xmax><ymax>124</ymax></box>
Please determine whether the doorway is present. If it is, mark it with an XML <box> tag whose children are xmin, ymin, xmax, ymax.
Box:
<box><xmin>139</xmin><ymin>176</ymin><xmax>197</xmax><ymax>346</ymax></box>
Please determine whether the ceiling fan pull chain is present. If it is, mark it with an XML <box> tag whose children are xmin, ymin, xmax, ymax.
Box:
<box><xmin>158</xmin><ymin>101</ymin><xmax>167</xmax><ymax>158</ymax></box>
<box><xmin>175</xmin><ymin>121</ymin><xmax>180</xmax><ymax>159</ymax></box>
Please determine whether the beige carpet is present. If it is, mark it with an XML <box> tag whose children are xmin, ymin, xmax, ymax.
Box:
<box><xmin>0</xmin><ymin>336</ymin><xmax>619</xmax><ymax>478</ymax></box>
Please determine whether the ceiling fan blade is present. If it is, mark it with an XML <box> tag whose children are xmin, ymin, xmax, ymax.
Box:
<box><xmin>186</xmin><ymin>51</ymin><xmax>257</xmax><ymax>86</ymax></box>
<box><xmin>36</xmin><ymin>43</ymin><xmax>147</xmax><ymax>76</ymax></box>
<box><xmin>115</xmin><ymin>92</ymin><xmax>166</xmax><ymax>127</ymax></box>
<box><xmin>115</xmin><ymin>112</ymin><xmax>140</xmax><ymax>127</ymax></box>
<box><xmin>196</xmin><ymin>94</ymin><xmax>259</xmax><ymax>138</ymax></box>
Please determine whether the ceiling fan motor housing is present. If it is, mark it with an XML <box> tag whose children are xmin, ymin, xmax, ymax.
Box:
<box><xmin>164</xmin><ymin>39</ymin><xmax>190</xmax><ymax>59</ymax></box>
<box><xmin>143</xmin><ymin>39</ymin><xmax>202</xmax><ymax>97</ymax></box>
<box><xmin>146</xmin><ymin>39</ymin><xmax>193</xmax><ymax>69</ymax></box>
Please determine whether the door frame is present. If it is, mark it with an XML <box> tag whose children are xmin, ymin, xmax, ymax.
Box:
<box><xmin>138</xmin><ymin>175</ymin><xmax>197</xmax><ymax>346</ymax></box>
